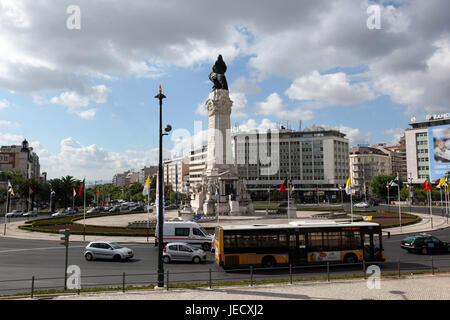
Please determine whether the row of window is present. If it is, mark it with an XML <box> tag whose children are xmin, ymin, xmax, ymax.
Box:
<box><xmin>223</xmin><ymin>231</ymin><xmax>366</xmax><ymax>252</ymax></box>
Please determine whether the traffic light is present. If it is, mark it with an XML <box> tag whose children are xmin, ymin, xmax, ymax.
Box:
<box><xmin>59</xmin><ymin>228</ymin><xmax>70</xmax><ymax>246</ymax></box>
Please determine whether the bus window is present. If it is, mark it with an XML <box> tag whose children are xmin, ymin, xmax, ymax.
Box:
<box><xmin>373</xmin><ymin>233</ymin><xmax>381</xmax><ymax>256</ymax></box>
<box><xmin>309</xmin><ymin>232</ymin><xmax>323</xmax><ymax>251</ymax></box>
<box><xmin>175</xmin><ymin>228</ymin><xmax>190</xmax><ymax>236</ymax></box>
<box><xmin>279</xmin><ymin>233</ymin><xmax>289</xmax><ymax>248</ymax></box>
<box><xmin>224</xmin><ymin>234</ymin><xmax>235</xmax><ymax>249</ymax></box>
<box><xmin>342</xmin><ymin>231</ymin><xmax>361</xmax><ymax>250</ymax></box>
<box><xmin>323</xmin><ymin>232</ymin><xmax>341</xmax><ymax>251</ymax></box>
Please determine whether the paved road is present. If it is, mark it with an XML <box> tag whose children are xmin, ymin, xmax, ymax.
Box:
<box><xmin>1</xmin><ymin>228</ymin><xmax>449</xmax><ymax>296</ymax></box>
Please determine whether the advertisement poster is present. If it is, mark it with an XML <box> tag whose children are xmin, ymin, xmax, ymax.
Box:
<box><xmin>428</xmin><ymin>124</ymin><xmax>450</xmax><ymax>180</ymax></box>
<box><xmin>309</xmin><ymin>251</ymin><xmax>341</xmax><ymax>262</ymax></box>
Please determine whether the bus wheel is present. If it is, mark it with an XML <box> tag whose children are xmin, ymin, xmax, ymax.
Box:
<box><xmin>202</xmin><ymin>242</ymin><xmax>211</xmax><ymax>251</ymax></box>
<box><xmin>343</xmin><ymin>253</ymin><xmax>357</xmax><ymax>264</ymax></box>
<box><xmin>262</xmin><ymin>256</ymin><xmax>276</xmax><ymax>268</ymax></box>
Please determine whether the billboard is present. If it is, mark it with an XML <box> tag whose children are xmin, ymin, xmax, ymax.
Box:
<box><xmin>428</xmin><ymin>124</ymin><xmax>450</xmax><ymax>180</ymax></box>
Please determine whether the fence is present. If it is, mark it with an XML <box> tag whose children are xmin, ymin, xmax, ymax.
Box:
<box><xmin>1</xmin><ymin>257</ymin><xmax>450</xmax><ymax>298</ymax></box>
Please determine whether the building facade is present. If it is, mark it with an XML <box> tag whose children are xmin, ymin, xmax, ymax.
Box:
<box><xmin>112</xmin><ymin>171</ymin><xmax>129</xmax><ymax>187</ymax></box>
<box><xmin>188</xmin><ymin>146</ymin><xmax>208</xmax><ymax>192</ymax></box>
<box><xmin>0</xmin><ymin>139</ymin><xmax>40</xmax><ymax>180</ymax></box>
<box><xmin>163</xmin><ymin>156</ymin><xmax>189</xmax><ymax>193</ymax></box>
<box><xmin>405</xmin><ymin>115</ymin><xmax>450</xmax><ymax>184</ymax></box>
<box><xmin>138</xmin><ymin>166</ymin><xmax>158</xmax><ymax>184</ymax></box>
<box><xmin>349</xmin><ymin>146</ymin><xmax>392</xmax><ymax>197</ymax></box>
<box><xmin>232</xmin><ymin>126</ymin><xmax>350</xmax><ymax>202</ymax></box>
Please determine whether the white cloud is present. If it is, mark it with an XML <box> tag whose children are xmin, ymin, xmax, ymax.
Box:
<box><xmin>285</xmin><ymin>71</ymin><xmax>376</xmax><ymax>106</ymax></box>
<box><xmin>78</xmin><ymin>109</ymin><xmax>97</xmax><ymax>120</ymax></box>
<box><xmin>0</xmin><ymin>98</ymin><xmax>10</xmax><ymax>110</ymax></box>
<box><xmin>234</xmin><ymin>118</ymin><xmax>279</xmax><ymax>132</ymax></box>
<box><xmin>322</xmin><ymin>124</ymin><xmax>371</xmax><ymax>146</ymax></box>
<box><xmin>0</xmin><ymin>120</ymin><xmax>19</xmax><ymax>127</ymax></box>
<box><xmin>384</xmin><ymin>128</ymin><xmax>405</xmax><ymax>145</ymax></box>
<box><xmin>255</xmin><ymin>93</ymin><xmax>313</xmax><ymax>121</ymax></box>
<box><xmin>0</xmin><ymin>132</ymin><xmax>23</xmax><ymax>146</ymax></box>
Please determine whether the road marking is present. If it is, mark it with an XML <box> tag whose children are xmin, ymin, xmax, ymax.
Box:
<box><xmin>0</xmin><ymin>246</ymin><xmax>84</xmax><ymax>254</ymax></box>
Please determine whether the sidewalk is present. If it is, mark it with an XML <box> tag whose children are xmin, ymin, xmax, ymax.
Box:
<box><xmin>1</xmin><ymin>209</ymin><xmax>449</xmax><ymax>243</ymax></box>
<box><xmin>35</xmin><ymin>274</ymin><xmax>450</xmax><ymax>300</ymax></box>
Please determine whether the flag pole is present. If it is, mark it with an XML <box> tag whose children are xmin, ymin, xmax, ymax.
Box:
<box><xmin>350</xmin><ymin>191</ymin><xmax>353</xmax><ymax>223</ymax></box>
<box><xmin>429</xmin><ymin>187</ymin><xmax>433</xmax><ymax>229</ymax></box>
<box><xmin>3</xmin><ymin>188</ymin><xmax>9</xmax><ymax>235</ymax></box>
<box><xmin>397</xmin><ymin>173</ymin><xmax>401</xmax><ymax>233</ymax></box>
<box><xmin>83</xmin><ymin>178</ymin><xmax>86</xmax><ymax>241</ymax></box>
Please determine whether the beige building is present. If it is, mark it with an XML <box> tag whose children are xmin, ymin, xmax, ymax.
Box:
<box><xmin>0</xmin><ymin>139</ymin><xmax>40</xmax><ymax>180</ymax></box>
<box><xmin>349</xmin><ymin>146</ymin><xmax>392</xmax><ymax>197</ymax></box>
<box><xmin>188</xmin><ymin>146</ymin><xmax>208</xmax><ymax>192</ymax></box>
<box><xmin>163</xmin><ymin>156</ymin><xmax>189</xmax><ymax>193</ymax></box>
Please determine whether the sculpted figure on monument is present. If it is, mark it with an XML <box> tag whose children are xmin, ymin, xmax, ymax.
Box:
<box><xmin>208</xmin><ymin>54</ymin><xmax>229</xmax><ymax>91</ymax></box>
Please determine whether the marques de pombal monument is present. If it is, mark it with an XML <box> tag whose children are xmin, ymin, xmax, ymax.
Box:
<box><xmin>191</xmin><ymin>55</ymin><xmax>254</xmax><ymax>216</ymax></box>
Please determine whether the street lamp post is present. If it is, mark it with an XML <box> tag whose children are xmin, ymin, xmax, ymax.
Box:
<box><xmin>155</xmin><ymin>85</ymin><xmax>171</xmax><ymax>288</ymax></box>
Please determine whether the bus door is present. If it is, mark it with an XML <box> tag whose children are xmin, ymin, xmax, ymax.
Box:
<box><xmin>289</xmin><ymin>231</ymin><xmax>306</xmax><ymax>264</ymax></box>
<box><xmin>362</xmin><ymin>230</ymin><xmax>382</xmax><ymax>261</ymax></box>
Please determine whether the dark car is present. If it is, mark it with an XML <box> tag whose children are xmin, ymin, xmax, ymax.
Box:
<box><xmin>401</xmin><ymin>234</ymin><xmax>450</xmax><ymax>254</ymax></box>
<box><xmin>274</xmin><ymin>202</ymin><xmax>288</xmax><ymax>215</ymax></box>
<box><xmin>129</xmin><ymin>205</ymin><xmax>145</xmax><ymax>212</ymax></box>
<box><xmin>109</xmin><ymin>205</ymin><xmax>121</xmax><ymax>213</ymax></box>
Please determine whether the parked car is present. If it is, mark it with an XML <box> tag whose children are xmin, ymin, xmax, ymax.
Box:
<box><xmin>23</xmin><ymin>211</ymin><xmax>38</xmax><ymax>218</ymax></box>
<box><xmin>129</xmin><ymin>205</ymin><xmax>145</xmax><ymax>212</ymax></box>
<box><xmin>84</xmin><ymin>241</ymin><xmax>134</xmax><ymax>261</ymax></box>
<box><xmin>163</xmin><ymin>242</ymin><xmax>207</xmax><ymax>264</ymax></box>
<box><xmin>354</xmin><ymin>202</ymin><xmax>370</xmax><ymax>208</ymax></box>
<box><xmin>401</xmin><ymin>234</ymin><xmax>450</xmax><ymax>254</ymax></box>
<box><xmin>368</xmin><ymin>198</ymin><xmax>381</xmax><ymax>206</ymax></box>
<box><xmin>51</xmin><ymin>210</ymin><xmax>69</xmax><ymax>217</ymax></box>
<box><xmin>87</xmin><ymin>207</ymin><xmax>102</xmax><ymax>214</ymax></box>
<box><xmin>109</xmin><ymin>205</ymin><xmax>121</xmax><ymax>213</ymax></box>
<box><xmin>275</xmin><ymin>202</ymin><xmax>288</xmax><ymax>214</ymax></box>
<box><xmin>5</xmin><ymin>210</ymin><xmax>24</xmax><ymax>218</ymax></box>
<box><xmin>165</xmin><ymin>203</ymin><xmax>178</xmax><ymax>210</ymax></box>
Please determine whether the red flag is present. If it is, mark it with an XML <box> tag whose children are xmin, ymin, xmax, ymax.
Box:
<box><xmin>279</xmin><ymin>177</ymin><xmax>288</xmax><ymax>192</ymax></box>
<box><xmin>422</xmin><ymin>179</ymin><xmax>431</xmax><ymax>192</ymax></box>
<box><xmin>78</xmin><ymin>179</ymin><xmax>85</xmax><ymax>196</ymax></box>
<box><xmin>434</xmin><ymin>179</ymin><xmax>440</xmax><ymax>185</ymax></box>
<box><xmin>97</xmin><ymin>189</ymin><xmax>101</xmax><ymax>195</ymax></box>
<box><xmin>30</xmin><ymin>188</ymin><xmax>34</xmax><ymax>194</ymax></box>
<box><xmin>166</xmin><ymin>188</ymin><xmax>170</xmax><ymax>195</ymax></box>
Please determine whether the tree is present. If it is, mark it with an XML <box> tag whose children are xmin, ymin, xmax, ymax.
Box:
<box><xmin>370</xmin><ymin>174</ymin><xmax>398</xmax><ymax>199</ymax></box>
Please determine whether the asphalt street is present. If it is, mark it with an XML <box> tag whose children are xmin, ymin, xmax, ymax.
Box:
<box><xmin>0</xmin><ymin>228</ymin><xmax>449</xmax><ymax>296</ymax></box>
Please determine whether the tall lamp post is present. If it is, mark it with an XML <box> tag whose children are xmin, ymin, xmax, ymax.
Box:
<box><xmin>155</xmin><ymin>85</ymin><xmax>171</xmax><ymax>288</ymax></box>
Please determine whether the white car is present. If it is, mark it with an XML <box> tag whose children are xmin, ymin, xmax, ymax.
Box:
<box><xmin>5</xmin><ymin>210</ymin><xmax>24</xmax><ymax>218</ymax></box>
<box><xmin>354</xmin><ymin>202</ymin><xmax>370</xmax><ymax>208</ymax></box>
<box><xmin>84</xmin><ymin>241</ymin><xmax>134</xmax><ymax>261</ymax></box>
<box><xmin>23</xmin><ymin>211</ymin><xmax>38</xmax><ymax>218</ymax></box>
<box><xmin>51</xmin><ymin>210</ymin><xmax>69</xmax><ymax>217</ymax></box>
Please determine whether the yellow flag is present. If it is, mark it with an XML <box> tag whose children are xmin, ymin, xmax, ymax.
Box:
<box><xmin>73</xmin><ymin>188</ymin><xmax>77</xmax><ymax>197</ymax></box>
<box><xmin>439</xmin><ymin>177</ymin><xmax>446</xmax><ymax>187</ymax></box>
<box><xmin>142</xmin><ymin>176</ymin><xmax>150</xmax><ymax>196</ymax></box>
<box><xmin>345</xmin><ymin>176</ymin><xmax>352</xmax><ymax>195</ymax></box>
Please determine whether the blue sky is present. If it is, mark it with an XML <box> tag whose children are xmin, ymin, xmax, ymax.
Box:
<box><xmin>0</xmin><ymin>0</ymin><xmax>449</xmax><ymax>180</ymax></box>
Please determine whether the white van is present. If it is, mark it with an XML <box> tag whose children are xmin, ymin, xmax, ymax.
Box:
<box><xmin>155</xmin><ymin>221</ymin><xmax>214</xmax><ymax>251</ymax></box>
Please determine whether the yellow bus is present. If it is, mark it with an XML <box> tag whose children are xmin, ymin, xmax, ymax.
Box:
<box><xmin>214</xmin><ymin>221</ymin><xmax>385</xmax><ymax>269</ymax></box>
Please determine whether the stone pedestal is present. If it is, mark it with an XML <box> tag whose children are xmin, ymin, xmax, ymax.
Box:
<box><xmin>229</xmin><ymin>200</ymin><xmax>240</xmax><ymax>216</ymax></box>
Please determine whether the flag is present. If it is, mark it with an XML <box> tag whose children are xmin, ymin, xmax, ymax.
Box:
<box><xmin>30</xmin><ymin>187</ymin><xmax>34</xmax><ymax>194</ymax></box>
<box><xmin>422</xmin><ymin>178</ymin><xmax>431</xmax><ymax>192</ymax></box>
<box><xmin>279</xmin><ymin>177</ymin><xmax>288</xmax><ymax>192</ymax></box>
<box><xmin>142</xmin><ymin>176</ymin><xmax>150</xmax><ymax>196</ymax></box>
<box><xmin>7</xmin><ymin>181</ymin><xmax>14</xmax><ymax>196</ymax></box>
<box><xmin>434</xmin><ymin>179</ymin><xmax>441</xmax><ymax>185</ymax></box>
<box><xmin>363</xmin><ymin>216</ymin><xmax>373</xmax><ymax>221</ymax></box>
<box><xmin>96</xmin><ymin>189</ymin><xmax>101</xmax><ymax>195</ymax></box>
<box><xmin>345</xmin><ymin>177</ymin><xmax>352</xmax><ymax>195</ymax></box>
<box><xmin>78</xmin><ymin>179</ymin><xmax>85</xmax><ymax>197</ymax></box>
<box><xmin>389</xmin><ymin>175</ymin><xmax>399</xmax><ymax>187</ymax></box>
<box><xmin>73</xmin><ymin>188</ymin><xmax>76</xmax><ymax>197</ymax></box>
<box><xmin>439</xmin><ymin>177</ymin><xmax>447</xmax><ymax>187</ymax></box>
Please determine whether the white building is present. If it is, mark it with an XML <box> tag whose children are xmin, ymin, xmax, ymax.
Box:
<box><xmin>163</xmin><ymin>156</ymin><xmax>189</xmax><ymax>193</ymax></box>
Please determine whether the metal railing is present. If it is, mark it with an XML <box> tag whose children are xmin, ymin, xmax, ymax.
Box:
<box><xmin>1</xmin><ymin>256</ymin><xmax>450</xmax><ymax>298</ymax></box>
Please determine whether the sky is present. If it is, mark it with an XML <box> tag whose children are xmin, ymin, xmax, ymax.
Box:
<box><xmin>0</xmin><ymin>0</ymin><xmax>449</xmax><ymax>181</ymax></box>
